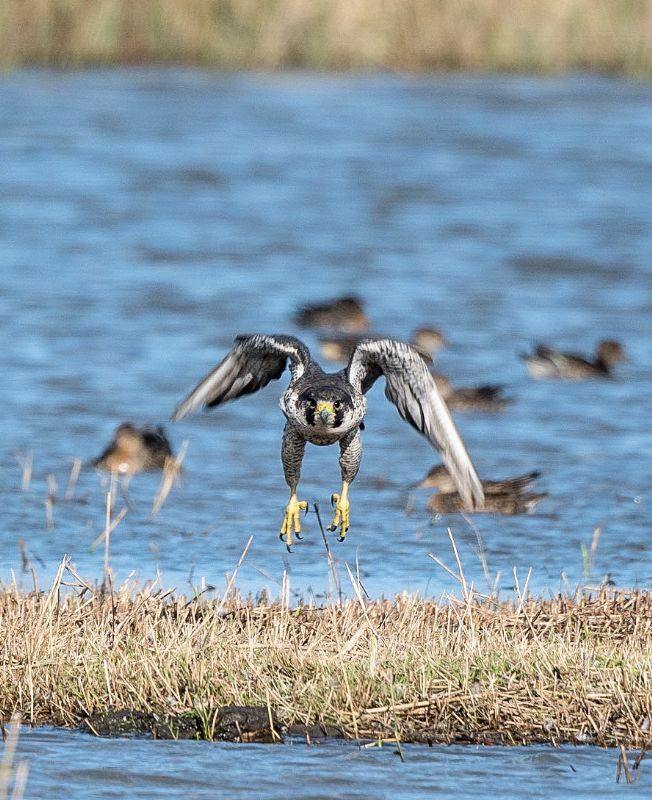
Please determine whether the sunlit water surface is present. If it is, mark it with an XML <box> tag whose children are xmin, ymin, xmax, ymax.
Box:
<box><xmin>7</xmin><ymin>728</ymin><xmax>652</xmax><ymax>800</ymax></box>
<box><xmin>1</xmin><ymin>69</ymin><xmax>651</xmax><ymax>798</ymax></box>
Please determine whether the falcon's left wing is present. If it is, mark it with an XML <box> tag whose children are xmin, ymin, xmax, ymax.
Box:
<box><xmin>347</xmin><ymin>338</ymin><xmax>484</xmax><ymax>510</ymax></box>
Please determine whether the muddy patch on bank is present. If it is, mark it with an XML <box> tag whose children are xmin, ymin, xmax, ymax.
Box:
<box><xmin>82</xmin><ymin>705</ymin><xmax>281</xmax><ymax>742</ymax></box>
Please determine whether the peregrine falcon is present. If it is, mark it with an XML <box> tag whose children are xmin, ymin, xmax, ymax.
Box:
<box><xmin>173</xmin><ymin>334</ymin><xmax>484</xmax><ymax>548</ymax></box>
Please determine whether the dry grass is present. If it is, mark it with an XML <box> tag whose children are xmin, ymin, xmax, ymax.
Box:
<box><xmin>1</xmin><ymin>557</ymin><xmax>652</xmax><ymax>746</ymax></box>
<box><xmin>2</xmin><ymin>0</ymin><xmax>652</xmax><ymax>74</ymax></box>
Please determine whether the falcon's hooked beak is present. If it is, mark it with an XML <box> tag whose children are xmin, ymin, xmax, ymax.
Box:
<box><xmin>316</xmin><ymin>401</ymin><xmax>334</xmax><ymax>424</ymax></box>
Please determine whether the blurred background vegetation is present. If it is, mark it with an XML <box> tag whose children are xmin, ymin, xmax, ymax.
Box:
<box><xmin>2</xmin><ymin>0</ymin><xmax>652</xmax><ymax>73</ymax></box>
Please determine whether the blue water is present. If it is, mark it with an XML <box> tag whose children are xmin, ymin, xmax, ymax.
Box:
<box><xmin>1</xmin><ymin>69</ymin><xmax>652</xmax><ymax>797</ymax></box>
<box><xmin>7</xmin><ymin>727</ymin><xmax>652</xmax><ymax>799</ymax></box>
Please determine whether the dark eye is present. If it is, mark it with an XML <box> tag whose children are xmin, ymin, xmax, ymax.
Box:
<box><xmin>334</xmin><ymin>400</ymin><xmax>341</xmax><ymax>410</ymax></box>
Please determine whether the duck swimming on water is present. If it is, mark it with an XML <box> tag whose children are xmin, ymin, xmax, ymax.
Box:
<box><xmin>415</xmin><ymin>464</ymin><xmax>540</xmax><ymax>494</ymax></box>
<box><xmin>319</xmin><ymin>326</ymin><xmax>446</xmax><ymax>365</ymax></box>
<box><xmin>427</xmin><ymin>490</ymin><xmax>547</xmax><ymax>515</ymax></box>
<box><xmin>419</xmin><ymin>464</ymin><xmax>546</xmax><ymax>515</ymax></box>
<box><xmin>92</xmin><ymin>423</ymin><xmax>174</xmax><ymax>475</ymax></box>
<box><xmin>293</xmin><ymin>295</ymin><xmax>369</xmax><ymax>333</ymax></box>
<box><xmin>431</xmin><ymin>373</ymin><xmax>511</xmax><ymax>413</ymax></box>
<box><xmin>521</xmin><ymin>340</ymin><xmax>626</xmax><ymax>380</ymax></box>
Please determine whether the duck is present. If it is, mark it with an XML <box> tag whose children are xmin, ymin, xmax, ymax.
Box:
<box><xmin>318</xmin><ymin>326</ymin><xmax>446</xmax><ymax>364</ymax></box>
<box><xmin>421</xmin><ymin>464</ymin><xmax>546</xmax><ymax>515</ymax></box>
<box><xmin>416</xmin><ymin>464</ymin><xmax>540</xmax><ymax>493</ymax></box>
<box><xmin>427</xmin><ymin>490</ymin><xmax>547</xmax><ymax>515</ymax></box>
<box><xmin>410</xmin><ymin>326</ymin><xmax>448</xmax><ymax>358</ymax></box>
<box><xmin>431</xmin><ymin>373</ymin><xmax>511</xmax><ymax>413</ymax></box>
<box><xmin>92</xmin><ymin>423</ymin><xmax>174</xmax><ymax>475</ymax></box>
<box><xmin>293</xmin><ymin>295</ymin><xmax>369</xmax><ymax>333</ymax></box>
<box><xmin>521</xmin><ymin>339</ymin><xmax>626</xmax><ymax>379</ymax></box>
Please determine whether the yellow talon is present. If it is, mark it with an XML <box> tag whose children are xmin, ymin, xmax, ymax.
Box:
<box><xmin>280</xmin><ymin>494</ymin><xmax>308</xmax><ymax>549</ymax></box>
<box><xmin>328</xmin><ymin>482</ymin><xmax>351</xmax><ymax>541</ymax></box>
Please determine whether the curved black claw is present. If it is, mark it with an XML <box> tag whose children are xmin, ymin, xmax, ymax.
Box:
<box><xmin>280</xmin><ymin>497</ymin><xmax>308</xmax><ymax>551</ymax></box>
<box><xmin>329</xmin><ymin>491</ymin><xmax>350</xmax><ymax>541</ymax></box>
<box><xmin>280</xmin><ymin>532</ymin><xmax>293</xmax><ymax>552</ymax></box>
<box><xmin>327</xmin><ymin>495</ymin><xmax>337</xmax><ymax>530</ymax></box>
<box><xmin>295</xmin><ymin>503</ymin><xmax>307</xmax><ymax>539</ymax></box>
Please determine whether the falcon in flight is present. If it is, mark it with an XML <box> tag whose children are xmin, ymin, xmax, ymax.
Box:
<box><xmin>173</xmin><ymin>334</ymin><xmax>484</xmax><ymax>548</ymax></box>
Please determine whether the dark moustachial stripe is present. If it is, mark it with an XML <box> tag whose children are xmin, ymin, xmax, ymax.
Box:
<box><xmin>305</xmin><ymin>405</ymin><xmax>315</xmax><ymax>426</ymax></box>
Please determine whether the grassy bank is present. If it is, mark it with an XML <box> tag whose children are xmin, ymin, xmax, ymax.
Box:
<box><xmin>2</xmin><ymin>0</ymin><xmax>652</xmax><ymax>74</ymax></box>
<box><xmin>1</xmin><ymin>559</ymin><xmax>652</xmax><ymax>746</ymax></box>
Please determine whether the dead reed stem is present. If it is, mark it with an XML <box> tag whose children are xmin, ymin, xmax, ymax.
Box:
<box><xmin>17</xmin><ymin>453</ymin><xmax>32</xmax><ymax>495</ymax></box>
<box><xmin>0</xmin><ymin>715</ymin><xmax>27</xmax><ymax>800</ymax></box>
<box><xmin>314</xmin><ymin>502</ymin><xmax>343</xmax><ymax>605</ymax></box>
<box><xmin>151</xmin><ymin>440</ymin><xmax>187</xmax><ymax>517</ymax></box>
<box><xmin>103</xmin><ymin>488</ymin><xmax>112</xmax><ymax>582</ymax></box>
<box><xmin>64</xmin><ymin>458</ymin><xmax>82</xmax><ymax>502</ymax></box>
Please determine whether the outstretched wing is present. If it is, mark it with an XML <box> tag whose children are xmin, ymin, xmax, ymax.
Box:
<box><xmin>347</xmin><ymin>338</ymin><xmax>484</xmax><ymax>510</ymax></box>
<box><xmin>173</xmin><ymin>334</ymin><xmax>312</xmax><ymax>420</ymax></box>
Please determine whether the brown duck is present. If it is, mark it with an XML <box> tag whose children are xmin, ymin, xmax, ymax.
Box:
<box><xmin>427</xmin><ymin>491</ymin><xmax>546</xmax><ymax>515</ymax></box>
<box><xmin>431</xmin><ymin>373</ymin><xmax>511</xmax><ymax>413</ymax></box>
<box><xmin>92</xmin><ymin>423</ymin><xmax>174</xmax><ymax>475</ymax></box>
<box><xmin>293</xmin><ymin>295</ymin><xmax>369</xmax><ymax>333</ymax></box>
<box><xmin>420</xmin><ymin>464</ymin><xmax>546</xmax><ymax>515</ymax></box>
<box><xmin>416</xmin><ymin>464</ymin><xmax>540</xmax><ymax>493</ymax></box>
<box><xmin>319</xmin><ymin>326</ymin><xmax>446</xmax><ymax>364</ymax></box>
<box><xmin>522</xmin><ymin>339</ymin><xmax>626</xmax><ymax>379</ymax></box>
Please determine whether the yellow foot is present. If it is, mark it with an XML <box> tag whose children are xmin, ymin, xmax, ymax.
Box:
<box><xmin>280</xmin><ymin>494</ymin><xmax>308</xmax><ymax>550</ymax></box>
<box><xmin>328</xmin><ymin>492</ymin><xmax>350</xmax><ymax>541</ymax></box>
